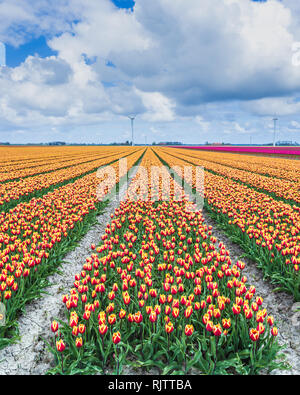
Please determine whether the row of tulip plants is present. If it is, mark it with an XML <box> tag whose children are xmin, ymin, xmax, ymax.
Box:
<box><xmin>0</xmin><ymin>151</ymin><xmax>108</xmax><ymax>183</ymax></box>
<box><xmin>160</xmin><ymin>147</ymin><xmax>300</xmax><ymax>207</ymax></box>
<box><xmin>175</xmin><ymin>145</ymin><xmax>300</xmax><ymax>158</ymax></box>
<box><xmin>0</xmin><ymin>146</ymin><xmax>134</xmax><ymax>180</ymax></box>
<box><xmin>0</xmin><ymin>148</ymin><xmax>138</xmax><ymax>212</ymax></box>
<box><xmin>169</xmin><ymin>147</ymin><xmax>300</xmax><ymax>183</ymax></box>
<box><xmin>0</xmin><ymin>149</ymin><xmax>144</xmax><ymax>348</ymax></box>
<box><xmin>47</xmin><ymin>149</ymin><xmax>284</xmax><ymax>375</ymax></box>
<box><xmin>0</xmin><ymin>146</ymin><xmax>126</xmax><ymax>167</ymax></box>
<box><xmin>155</xmin><ymin>148</ymin><xmax>300</xmax><ymax>301</ymax></box>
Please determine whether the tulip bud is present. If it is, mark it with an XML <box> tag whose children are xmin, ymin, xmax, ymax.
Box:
<box><xmin>222</xmin><ymin>318</ymin><xmax>231</xmax><ymax>329</ymax></box>
<box><xmin>51</xmin><ymin>321</ymin><xmax>59</xmax><ymax>333</ymax></box>
<box><xmin>165</xmin><ymin>321</ymin><xmax>174</xmax><ymax>334</ymax></box>
<box><xmin>112</xmin><ymin>331</ymin><xmax>121</xmax><ymax>345</ymax></box>
<box><xmin>232</xmin><ymin>304</ymin><xmax>241</xmax><ymax>315</ymax></box>
<box><xmin>99</xmin><ymin>324</ymin><xmax>108</xmax><ymax>336</ymax></box>
<box><xmin>256</xmin><ymin>322</ymin><xmax>265</xmax><ymax>334</ymax></box>
<box><xmin>159</xmin><ymin>294</ymin><xmax>166</xmax><ymax>305</ymax></box>
<box><xmin>256</xmin><ymin>296</ymin><xmax>263</xmax><ymax>306</ymax></box>
<box><xmin>244</xmin><ymin>309</ymin><xmax>253</xmax><ymax>320</ymax></box>
<box><xmin>213</xmin><ymin>324</ymin><xmax>222</xmax><ymax>337</ymax></box>
<box><xmin>56</xmin><ymin>339</ymin><xmax>66</xmax><ymax>352</ymax></box>
<box><xmin>134</xmin><ymin>311</ymin><xmax>143</xmax><ymax>324</ymax></box>
<box><xmin>249</xmin><ymin>328</ymin><xmax>260</xmax><ymax>342</ymax></box>
<box><xmin>184</xmin><ymin>306</ymin><xmax>193</xmax><ymax>319</ymax></box>
<box><xmin>149</xmin><ymin>311</ymin><xmax>157</xmax><ymax>323</ymax></box>
<box><xmin>119</xmin><ymin>309</ymin><xmax>126</xmax><ymax>319</ymax></box>
<box><xmin>83</xmin><ymin>310</ymin><xmax>91</xmax><ymax>320</ymax></box>
<box><xmin>172</xmin><ymin>308</ymin><xmax>179</xmax><ymax>319</ymax></box>
<box><xmin>165</xmin><ymin>305</ymin><xmax>171</xmax><ymax>315</ymax></box>
<box><xmin>184</xmin><ymin>324</ymin><xmax>194</xmax><ymax>336</ymax></box>
<box><xmin>205</xmin><ymin>320</ymin><xmax>213</xmax><ymax>332</ymax></box>
<box><xmin>271</xmin><ymin>327</ymin><xmax>278</xmax><ymax>337</ymax></box>
<box><xmin>127</xmin><ymin>313</ymin><xmax>134</xmax><ymax>323</ymax></box>
<box><xmin>75</xmin><ymin>337</ymin><xmax>83</xmax><ymax>348</ymax></box>
<box><xmin>108</xmin><ymin>314</ymin><xmax>116</xmax><ymax>325</ymax></box>
<box><xmin>78</xmin><ymin>324</ymin><xmax>86</xmax><ymax>334</ymax></box>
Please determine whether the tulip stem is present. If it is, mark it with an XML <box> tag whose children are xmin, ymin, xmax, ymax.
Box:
<box><xmin>212</xmin><ymin>336</ymin><xmax>218</xmax><ymax>374</ymax></box>
<box><xmin>252</xmin><ymin>340</ymin><xmax>258</xmax><ymax>370</ymax></box>
<box><xmin>61</xmin><ymin>353</ymin><xmax>64</xmax><ymax>374</ymax></box>
<box><xmin>183</xmin><ymin>336</ymin><xmax>187</xmax><ymax>374</ymax></box>
<box><xmin>140</xmin><ymin>325</ymin><xmax>144</xmax><ymax>354</ymax></box>
<box><xmin>101</xmin><ymin>335</ymin><xmax>105</xmax><ymax>371</ymax></box>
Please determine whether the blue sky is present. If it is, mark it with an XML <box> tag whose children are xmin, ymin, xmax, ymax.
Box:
<box><xmin>6</xmin><ymin>36</ymin><xmax>57</xmax><ymax>68</ymax></box>
<box><xmin>1</xmin><ymin>0</ymin><xmax>300</xmax><ymax>144</ymax></box>
<box><xmin>5</xmin><ymin>1</ymin><xmax>134</xmax><ymax>68</ymax></box>
<box><xmin>111</xmin><ymin>0</ymin><xmax>135</xmax><ymax>9</ymax></box>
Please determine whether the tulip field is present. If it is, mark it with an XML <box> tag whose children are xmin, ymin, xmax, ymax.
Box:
<box><xmin>0</xmin><ymin>146</ymin><xmax>144</xmax><ymax>347</ymax></box>
<box><xmin>1</xmin><ymin>145</ymin><xmax>299</xmax><ymax>375</ymax></box>
<box><xmin>155</xmin><ymin>147</ymin><xmax>300</xmax><ymax>300</ymax></box>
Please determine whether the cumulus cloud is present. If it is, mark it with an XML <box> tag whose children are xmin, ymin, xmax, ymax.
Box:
<box><xmin>242</xmin><ymin>96</ymin><xmax>300</xmax><ymax>116</ymax></box>
<box><xmin>135</xmin><ymin>89</ymin><xmax>176</xmax><ymax>121</ymax></box>
<box><xmin>290</xmin><ymin>120</ymin><xmax>300</xmax><ymax>129</ymax></box>
<box><xmin>45</xmin><ymin>0</ymin><xmax>300</xmax><ymax>114</ymax></box>
<box><xmin>48</xmin><ymin>0</ymin><xmax>150</xmax><ymax>64</ymax></box>
<box><xmin>121</xmin><ymin>0</ymin><xmax>300</xmax><ymax>105</ymax></box>
<box><xmin>1</xmin><ymin>0</ymin><xmax>300</xmax><ymax>142</ymax></box>
<box><xmin>195</xmin><ymin>116</ymin><xmax>210</xmax><ymax>132</ymax></box>
<box><xmin>0</xmin><ymin>0</ymin><xmax>81</xmax><ymax>46</ymax></box>
<box><xmin>10</xmin><ymin>55</ymin><xmax>72</xmax><ymax>85</ymax></box>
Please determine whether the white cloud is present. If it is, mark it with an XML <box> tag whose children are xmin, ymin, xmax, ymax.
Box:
<box><xmin>290</xmin><ymin>120</ymin><xmax>300</xmax><ymax>129</ymax></box>
<box><xmin>195</xmin><ymin>116</ymin><xmax>210</xmax><ymax>132</ymax></box>
<box><xmin>222</xmin><ymin>120</ymin><xmax>249</xmax><ymax>135</ymax></box>
<box><xmin>48</xmin><ymin>0</ymin><xmax>150</xmax><ymax>64</ymax></box>
<box><xmin>136</xmin><ymin>89</ymin><xmax>175</xmax><ymax>121</ymax></box>
<box><xmin>242</xmin><ymin>97</ymin><xmax>300</xmax><ymax>116</ymax></box>
<box><xmin>116</xmin><ymin>0</ymin><xmax>300</xmax><ymax>105</ymax></box>
<box><xmin>11</xmin><ymin>55</ymin><xmax>72</xmax><ymax>84</ymax></box>
<box><xmin>0</xmin><ymin>0</ymin><xmax>80</xmax><ymax>46</ymax></box>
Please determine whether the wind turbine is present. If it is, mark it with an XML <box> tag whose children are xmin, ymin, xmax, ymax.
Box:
<box><xmin>273</xmin><ymin>116</ymin><xmax>278</xmax><ymax>147</ymax></box>
<box><xmin>128</xmin><ymin>115</ymin><xmax>136</xmax><ymax>146</ymax></box>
